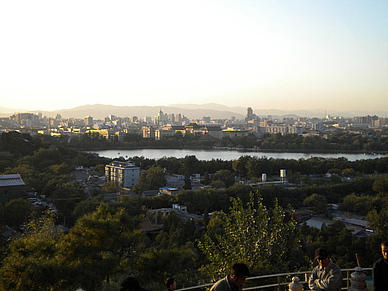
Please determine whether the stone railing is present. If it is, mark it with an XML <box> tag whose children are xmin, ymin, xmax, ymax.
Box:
<box><xmin>177</xmin><ymin>268</ymin><xmax>373</xmax><ymax>291</ymax></box>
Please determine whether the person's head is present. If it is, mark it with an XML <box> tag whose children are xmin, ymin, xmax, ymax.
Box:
<box><xmin>165</xmin><ymin>277</ymin><xmax>176</xmax><ymax>290</ymax></box>
<box><xmin>229</xmin><ymin>263</ymin><xmax>250</xmax><ymax>288</ymax></box>
<box><xmin>381</xmin><ymin>241</ymin><xmax>388</xmax><ymax>260</ymax></box>
<box><xmin>120</xmin><ymin>277</ymin><xmax>147</xmax><ymax>291</ymax></box>
<box><xmin>315</xmin><ymin>247</ymin><xmax>331</xmax><ymax>268</ymax></box>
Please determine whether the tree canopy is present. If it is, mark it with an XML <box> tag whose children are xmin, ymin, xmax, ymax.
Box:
<box><xmin>197</xmin><ymin>192</ymin><xmax>297</xmax><ymax>281</ymax></box>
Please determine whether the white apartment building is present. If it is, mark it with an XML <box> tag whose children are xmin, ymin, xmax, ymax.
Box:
<box><xmin>265</xmin><ymin>124</ymin><xmax>303</xmax><ymax>135</ymax></box>
<box><xmin>105</xmin><ymin>161</ymin><xmax>140</xmax><ymax>188</ymax></box>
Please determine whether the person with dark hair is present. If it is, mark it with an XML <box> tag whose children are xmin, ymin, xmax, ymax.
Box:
<box><xmin>373</xmin><ymin>241</ymin><xmax>388</xmax><ymax>291</ymax></box>
<box><xmin>120</xmin><ymin>277</ymin><xmax>148</xmax><ymax>291</ymax></box>
<box><xmin>165</xmin><ymin>277</ymin><xmax>176</xmax><ymax>291</ymax></box>
<box><xmin>308</xmin><ymin>247</ymin><xmax>342</xmax><ymax>291</ymax></box>
<box><xmin>210</xmin><ymin>263</ymin><xmax>250</xmax><ymax>291</ymax></box>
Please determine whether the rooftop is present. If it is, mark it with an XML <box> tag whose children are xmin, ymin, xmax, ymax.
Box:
<box><xmin>0</xmin><ymin>174</ymin><xmax>25</xmax><ymax>187</ymax></box>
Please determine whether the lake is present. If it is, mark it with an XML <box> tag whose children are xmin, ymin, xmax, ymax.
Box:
<box><xmin>93</xmin><ymin>149</ymin><xmax>386</xmax><ymax>161</ymax></box>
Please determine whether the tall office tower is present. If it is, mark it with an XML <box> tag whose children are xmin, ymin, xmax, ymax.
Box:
<box><xmin>84</xmin><ymin>116</ymin><xmax>93</xmax><ymax>127</ymax></box>
<box><xmin>155</xmin><ymin>109</ymin><xmax>168</xmax><ymax>125</ymax></box>
<box><xmin>176</xmin><ymin>113</ymin><xmax>182</xmax><ymax>124</ymax></box>
<box><xmin>246</xmin><ymin>107</ymin><xmax>253</xmax><ymax>119</ymax></box>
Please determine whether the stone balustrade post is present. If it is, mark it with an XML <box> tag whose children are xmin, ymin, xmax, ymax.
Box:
<box><xmin>348</xmin><ymin>267</ymin><xmax>368</xmax><ymax>291</ymax></box>
<box><xmin>289</xmin><ymin>276</ymin><xmax>303</xmax><ymax>291</ymax></box>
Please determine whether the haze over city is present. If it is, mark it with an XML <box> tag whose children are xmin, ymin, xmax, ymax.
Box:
<box><xmin>1</xmin><ymin>0</ymin><xmax>387</xmax><ymax>113</ymax></box>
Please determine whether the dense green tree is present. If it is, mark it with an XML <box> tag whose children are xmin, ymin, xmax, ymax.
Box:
<box><xmin>342</xmin><ymin>168</ymin><xmax>356</xmax><ymax>177</ymax></box>
<box><xmin>367</xmin><ymin>206</ymin><xmax>388</xmax><ymax>239</ymax></box>
<box><xmin>102</xmin><ymin>181</ymin><xmax>121</xmax><ymax>193</ymax></box>
<box><xmin>27</xmin><ymin>172</ymin><xmax>56</xmax><ymax>195</ymax></box>
<box><xmin>197</xmin><ymin>192</ymin><xmax>297</xmax><ymax>281</ymax></box>
<box><xmin>49</xmin><ymin>163</ymin><xmax>73</xmax><ymax>175</ymax></box>
<box><xmin>134</xmin><ymin>246</ymin><xmax>200</xmax><ymax>290</ymax></box>
<box><xmin>133</xmin><ymin>166</ymin><xmax>166</xmax><ymax>194</ymax></box>
<box><xmin>41</xmin><ymin>176</ymin><xmax>69</xmax><ymax>198</ymax></box>
<box><xmin>303</xmin><ymin>193</ymin><xmax>327</xmax><ymax>213</ymax></box>
<box><xmin>115</xmin><ymin>196</ymin><xmax>145</xmax><ymax>216</ymax></box>
<box><xmin>210</xmin><ymin>180</ymin><xmax>226</xmax><ymax>189</ymax></box>
<box><xmin>183</xmin><ymin>172</ymin><xmax>192</xmax><ymax>190</ymax></box>
<box><xmin>180</xmin><ymin>155</ymin><xmax>200</xmax><ymax>175</ymax></box>
<box><xmin>0</xmin><ymin>213</ymin><xmax>67</xmax><ymax>291</ymax></box>
<box><xmin>0</xmin><ymin>131</ymin><xmax>37</xmax><ymax>156</ymax></box>
<box><xmin>73</xmin><ymin>196</ymin><xmax>105</xmax><ymax>220</ymax></box>
<box><xmin>95</xmin><ymin>163</ymin><xmax>106</xmax><ymax>176</ymax></box>
<box><xmin>3</xmin><ymin>198</ymin><xmax>36</xmax><ymax>228</ymax></box>
<box><xmin>372</xmin><ymin>174</ymin><xmax>388</xmax><ymax>197</ymax></box>
<box><xmin>232</xmin><ymin>156</ymin><xmax>250</xmax><ymax>177</ymax></box>
<box><xmin>339</xmin><ymin>193</ymin><xmax>380</xmax><ymax>214</ymax></box>
<box><xmin>50</xmin><ymin>182</ymin><xmax>85</xmax><ymax>226</ymax></box>
<box><xmin>59</xmin><ymin>204</ymin><xmax>142</xmax><ymax>291</ymax></box>
<box><xmin>213</xmin><ymin>169</ymin><xmax>235</xmax><ymax>188</ymax></box>
<box><xmin>330</xmin><ymin>174</ymin><xmax>342</xmax><ymax>184</ymax></box>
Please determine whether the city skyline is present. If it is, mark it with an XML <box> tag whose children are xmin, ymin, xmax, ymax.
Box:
<box><xmin>1</xmin><ymin>1</ymin><xmax>388</xmax><ymax>112</ymax></box>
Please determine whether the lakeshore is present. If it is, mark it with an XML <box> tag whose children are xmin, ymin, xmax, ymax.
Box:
<box><xmin>92</xmin><ymin>148</ymin><xmax>387</xmax><ymax>162</ymax></box>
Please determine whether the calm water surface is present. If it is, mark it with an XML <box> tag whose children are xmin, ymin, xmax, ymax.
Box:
<box><xmin>94</xmin><ymin>149</ymin><xmax>386</xmax><ymax>161</ymax></box>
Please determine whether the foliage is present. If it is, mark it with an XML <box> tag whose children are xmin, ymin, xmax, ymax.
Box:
<box><xmin>303</xmin><ymin>193</ymin><xmax>327</xmax><ymax>213</ymax></box>
<box><xmin>183</xmin><ymin>172</ymin><xmax>192</xmax><ymax>190</ymax></box>
<box><xmin>212</xmin><ymin>169</ymin><xmax>235</xmax><ymax>188</ymax></box>
<box><xmin>372</xmin><ymin>174</ymin><xmax>388</xmax><ymax>197</ymax></box>
<box><xmin>133</xmin><ymin>166</ymin><xmax>166</xmax><ymax>194</ymax></box>
<box><xmin>3</xmin><ymin>198</ymin><xmax>36</xmax><ymax>228</ymax></box>
<box><xmin>59</xmin><ymin>204</ymin><xmax>142</xmax><ymax>291</ymax></box>
<box><xmin>134</xmin><ymin>245</ymin><xmax>200</xmax><ymax>290</ymax></box>
<box><xmin>50</xmin><ymin>182</ymin><xmax>85</xmax><ymax>226</ymax></box>
<box><xmin>339</xmin><ymin>193</ymin><xmax>383</xmax><ymax>214</ymax></box>
<box><xmin>2</xmin><ymin>131</ymin><xmax>388</xmax><ymax>289</ymax></box>
<box><xmin>72</xmin><ymin>196</ymin><xmax>105</xmax><ymax>220</ymax></box>
<box><xmin>0</xmin><ymin>213</ymin><xmax>67</xmax><ymax>291</ymax></box>
<box><xmin>197</xmin><ymin>192</ymin><xmax>297</xmax><ymax>281</ymax></box>
<box><xmin>102</xmin><ymin>181</ymin><xmax>121</xmax><ymax>193</ymax></box>
<box><xmin>367</xmin><ymin>206</ymin><xmax>388</xmax><ymax>238</ymax></box>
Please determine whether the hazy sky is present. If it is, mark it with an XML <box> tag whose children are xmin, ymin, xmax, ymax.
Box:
<box><xmin>1</xmin><ymin>0</ymin><xmax>387</xmax><ymax>112</ymax></box>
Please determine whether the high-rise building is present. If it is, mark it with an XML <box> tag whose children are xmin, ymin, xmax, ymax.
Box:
<box><xmin>84</xmin><ymin>116</ymin><xmax>93</xmax><ymax>127</ymax></box>
<box><xmin>168</xmin><ymin>113</ymin><xmax>175</xmax><ymax>123</ymax></box>
<box><xmin>155</xmin><ymin>109</ymin><xmax>168</xmax><ymax>125</ymax></box>
<box><xmin>15</xmin><ymin>113</ymin><xmax>39</xmax><ymax>125</ymax></box>
<box><xmin>105</xmin><ymin>161</ymin><xmax>140</xmax><ymax>188</ymax></box>
<box><xmin>246</xmin><ymin>107</ymin><xmax>253</xmax><ymax>119</ymax></box>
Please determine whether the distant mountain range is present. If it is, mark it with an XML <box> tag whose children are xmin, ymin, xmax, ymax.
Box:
<box><xmin>1</xmin><ymin>103</ymin><xmax>388</xmax><ymax>120</ymax></box>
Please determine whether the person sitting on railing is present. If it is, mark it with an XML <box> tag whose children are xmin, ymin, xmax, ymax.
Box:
<box><xmin>210</xmin><ymin>263</ymin><xmax>250</xmax><ymax>291</ymax></box>
<box><xmin>373</xmin><ymin>241</ymin><xmax>388</xmax><ymax>291</ymax></box>
<box><xmin>308</xmin><ymin>247</ymin><xmax>342</xmax><ymax>291</ymax></box>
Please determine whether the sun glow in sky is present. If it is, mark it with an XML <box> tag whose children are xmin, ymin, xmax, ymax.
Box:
<box><xmin>1</xmin><ymin>0</ymin><xmax>387</xmax><ymax>112</ymax></box>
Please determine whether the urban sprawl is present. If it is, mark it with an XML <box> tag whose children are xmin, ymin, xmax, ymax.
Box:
<box><xmin>1</xmin><ymin>107</ymin><xmax>387</xmax><ymax>141</ymax></box>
